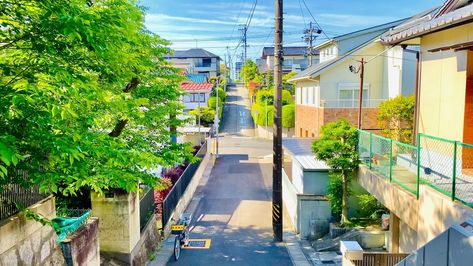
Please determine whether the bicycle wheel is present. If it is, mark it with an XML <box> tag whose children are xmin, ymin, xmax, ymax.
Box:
<box><xmin>173</xmin><ymin>235</ymin><xmax>181</xmax><ymax>261</ymax></box>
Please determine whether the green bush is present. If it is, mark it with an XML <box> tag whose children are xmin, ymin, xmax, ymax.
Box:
<box><xmin>378</xmin><ymin>95</ymin><xmax>415</xmax><ymax>143</ymax></box>
<box><xmin>211</xmin><ymin>87</ymin><xmax>226</xmax><ymax>102</ymax></box>
<box><xmin>256</xmin><ymin>89</ymin><xmax>273</xmax><ymax>106</ymax></box>
<box><xmin>282</xmin><ymin>104</ymin><xmax>295</xmax><ymax>128</ymax></box>
<box><xmin>251</xmin><ymin>103</ymin><xmax>273</xmax><ymax>127</ymax></box>
<box><xmin>256</xmin><ymin>89</ymin><xmax>292</xmax><ymax>106</ymax></box>
<box><xmin>189</xmin><ymin>107</ymin><xmax>215</xmax><ymax>126</ymax></box>
<box><xmin>282</xmin><ymin>90</ymin><xmax>293</xmax><ymax>105</ymax></box>
<box><xmin>208</xmin><ymin>96</ymin><xmax>223</xmax><ymax>110</ymax></box>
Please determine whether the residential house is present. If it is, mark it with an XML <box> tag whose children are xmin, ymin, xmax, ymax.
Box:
<box><xmin>180</xmin><ymin>82</ymin><xmax>214</xmax><ymax>111</ymax></box>
<box><xmin>353</xmin><ymin>0</ymin><xmax>473</xmax><ymax>256</ymax></box>
<box><xmin>235</xmin><ymin>61</ymin><xmax>243</xmax><ymax>81</ymax></box>
<box><xmin>165</xmin><ymin>48</ymin><xmax>221</xmax><ymax>78</ymax></box>
<box><xmin>288</xmin><ymin>19</ymin><xmax>418</xmax><ymax>138</ymax></box>
<box><xmin>261</xmin><ymin>46</ymin><xmax>319</xmax><ymax>73</ymax></box>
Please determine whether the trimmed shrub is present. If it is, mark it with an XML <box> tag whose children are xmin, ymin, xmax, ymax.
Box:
<box><xmin>211</xmin><ymin>87</ymin><xmax>226</xmax><ymax>102</ymax></box>
<box><xmin>189</xmin><ymin>107</ymin><xmax>215</xmax><ymax>126</ymax></box>
<box><xmin>282</xmin><ymin>104</ymin><xmax>295</xmax><ymax>128</ymax></box>
<box><xmin>282</xmin><ymin>89</ymin><xmax>293</xmax><ymax>105</ymax></box>
<box><xmin>208</xmin><ymin>96</ymin><xmax>223</xmax><ymax>110</ymax></box>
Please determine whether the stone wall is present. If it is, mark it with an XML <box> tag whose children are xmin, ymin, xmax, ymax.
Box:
<box><xmin>255</xmin><ymin>125</ymin><xmax>295</xmax><ymax>139</ymax></box>
<box><xmin>61</xmin><ymin>218</ymin><xmax>100</xmax><ymax>266</ymax></box>
<box><xmin>131</xmin><ymin>214</ymin><xmax>161</xmax><ymax>266</ymax></box>
<box><xmin>0</xmin><ymin>196</ymin><xmax>66</xmax><ymax>266</ymax></box>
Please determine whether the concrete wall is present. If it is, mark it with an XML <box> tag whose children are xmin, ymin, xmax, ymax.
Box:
<box><xmin>0</xmin><ymin>197</ymin><xmax>66</xmax><ymax>266</ymax></box>
<box><xmin>417</xmin><ymin>23</ymin><xmax>473</xmax><ymax>141</ymax></box>
<box><xmin>91</xmin><ymin>192</ymin><xmax>140</xmax><ymax>254</ymax></box>
<box><xmin>61</xmin><ymin>218</ymin><xmax>100</xmax><ymax>266</ymax></box>
<box><xmin>283</xmin><ymin>169</ymin><xmax>299</xmax><ymax>230</ymax></box>
<box><xmin>255</xmin><ymin>125</ymin><xmax>295</xmax><ymax>139</ymax></box>
<box><xmin>358</xmin><ymin>165</ymin><xmax>473</xmax><ymax>253</ymax></box>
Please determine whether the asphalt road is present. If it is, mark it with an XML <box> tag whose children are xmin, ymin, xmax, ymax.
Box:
<box><xmin>165</xmin><ymin>84</ymin><xmax>293</xmax><ymax>266</ymax></box>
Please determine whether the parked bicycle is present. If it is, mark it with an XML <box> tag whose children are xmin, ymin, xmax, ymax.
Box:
<box><xmin>170</xmin><ymin>213</ymin><xmax>192</xmax><ymax>261</ymax></box>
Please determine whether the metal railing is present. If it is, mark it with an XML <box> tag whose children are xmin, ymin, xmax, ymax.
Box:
<box><xmin>139</xmin><ymin>186</ymin><xmax>155</xmax><ymax>232</ymax></box>
<box><xmin>320</xmin><ymin>99</ymin><xmax>386</xmax><ymax>108</ymax></box>
<box><xmin>1</xmin><ymin>178</ymin><xmax>48</xmax><ymax>221</ymax></box>
<box><xmin>162</xmin><ymin>141</ymin><xmax>207</xmax><ymax>227</ymax></box>
<box><xmin>353</xmin><ymin>252</ymin><xmax>408</xmax><ymax>266</ymax></box>
<box><xmin>358</xmin><ymin>130</ymin><xmax>473</xmax><ymax>208</ymax></box>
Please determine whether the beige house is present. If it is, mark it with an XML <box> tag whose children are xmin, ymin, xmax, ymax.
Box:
<box><xmin>352</xmin><ymin>0</ymin><xmax>473</xmax><ymax>259</ymax></box>
<box><xmin>288</xmin><ymin>20</ymin><xmax>417</xmax><ymax>138</ymax></box>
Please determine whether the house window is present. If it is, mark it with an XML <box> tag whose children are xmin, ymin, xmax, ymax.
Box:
<box><xmin>337</xmin><ymin>83</ymin><xmax>369</xmax><ymax>107</ymax></box>
<box><xmin>189</xmin><ymin>93</ymin><xmax>206</xmax><ymax>103</ymax></box>
<box><xmin>183</xmin><ymin>95</ymin><xmax>191</xmax><ymax>103</ymax></box>
<box><xmin>202</xmin><ymin>58</ymin><xmax>211</xmax><ymax>67</ymax></box>
<box><xmin>296</xmin><ymin>87</ymin><xmax>302</xmax><ymax>104</ymax></box>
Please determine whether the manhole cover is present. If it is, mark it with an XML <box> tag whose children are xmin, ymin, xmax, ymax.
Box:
<box><xmin>182</xmin><ymin>239</ymin><xmax>211</xmax><ymax>249</ymax></box>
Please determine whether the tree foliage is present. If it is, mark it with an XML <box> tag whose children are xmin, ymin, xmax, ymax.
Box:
<box><xmin>241</xmin><ymin>60</ymin><xmax>259</xmax><ymax>86</ymax></box>
<box><xmin>377</xmin><ymin>95</ymin><xmax>415</xmax><ymax>143</ymax></box>
<box><xmin>189</xmin><ymin>107</ymin><xmax>215</xmax><ymax>127</ymax></box>
<box><xmin>312</xmin><ymin>120</ymin><xmax>359</xmax><ymax>223</ymax></box>
<box><xmin>282</xmin><ymin>104</ymin><xmax>295</xmax><ymax>129</ymax></box>
<box><xmin>0</xmin><ymin>0</ymin><xmax>194</xmax><ymax>195</ymax></box>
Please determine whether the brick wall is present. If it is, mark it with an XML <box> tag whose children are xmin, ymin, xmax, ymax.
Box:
<box><xmin>295</xmin><ymin>104</ymin><xmax>379</xmax><ymax>138</ymax></box>
<box><xmin>295</xmin><ymin>105</ymin><xmax>323</xmax><ymax>138</ymax></box>
<box><xmin>323</xmin><ymin>108</ymin><xmax>379</xmax><ymax>131</ymax></box>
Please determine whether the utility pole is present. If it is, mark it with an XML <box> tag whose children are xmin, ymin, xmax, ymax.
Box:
<box><xmin>224</xmin><ymin>47</ymin><xmax>228</xmax><ymax>91</ymax></box>
<box><xmin>273</xmin><ymin>0</ymin><xmax>283</xmax><ymax>243</ymax></box>
<box><xmin>357</xmin><ymin>58</ymin><xmax>365</xmax><ymax>129</ymax></box>
<box><xmin>239</xmin><ymin>25</ymin><xmax>248</xmax><ymax>63</ymax></box>
<box><xmin>303</xmin><ymin>22</ymin><xmax>322</xmax><ymax>67</ymax></box>
<box><xmin>215</xmin><ymin>76</ymin><xmax>220</xmax><ymax>158</ymax></box>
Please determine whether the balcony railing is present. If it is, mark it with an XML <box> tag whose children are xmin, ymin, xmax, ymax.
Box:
<box><xmin>321</xmin><ymin>99</ymin><xmax>386</xmax><ymax>108</ymax></box>
<box><xmin>358</xmin><ymin>130</ymin><xmax>473</xmax><ymax>208</ymax></box>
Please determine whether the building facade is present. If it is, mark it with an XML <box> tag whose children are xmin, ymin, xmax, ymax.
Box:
<box><xmin>165</xmin><ymin>48</ymin><xmax>221</xmax><ymax>78</ymax></box>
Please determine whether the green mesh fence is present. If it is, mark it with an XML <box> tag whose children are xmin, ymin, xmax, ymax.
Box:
<box><xmin>358</xmin><ymin>130</ymin><xmax>473</xmax><ymax>207</ymax></box>
<box><xmin>418</xmin><ymin>134</ymin><xmax>457</xmax><ymax>198</ymax></box>
<box><xmin>371</xmin><ymin>134</ymin><xmax>391</xmax><ymax>179</ymax></box>
<box><xmin>52</xmin><ymin>209</ymin><xmax>91</xmax><ymax>242</ymax></box>
<box><xmin>454</xmin><ymin>143</ymin><xmax>473</xmax><ymax>207</ymax></box>
<box><xmin>391</xmin><ymin>141</ymin><xmax>418</xmax><ymax>194</ymax></box>
<box><xmin>358</xmin><ymin>130</ymin><xmax>371</xmax><ymax>165</ymax></box>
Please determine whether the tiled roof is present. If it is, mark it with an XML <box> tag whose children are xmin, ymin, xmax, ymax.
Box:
<box><xmin>165</xmin><ymin>48</ymin><xmax>221</xmax><ymax>59</ymax></box>
<box><xmin>180</xmin><ymin>82</ymin><xmax>214</xmax><ymax>92</ymax></box>
<box><xmin>382</xmin><ymin>4</ymin><xmax>473</xmax><ymax>44</ymax></box>
<box><xmin>262</xmin><ymin>46</ymin><xmax>315</xmax><ymax>58</ymax></box>
<box><xmin>186</xmin><ymin>74</ymin><xmax>208</xmax><ymax>83</ymax></box>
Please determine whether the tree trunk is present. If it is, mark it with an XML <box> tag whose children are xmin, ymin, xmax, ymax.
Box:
<box><xmin>108</xmin><ymin>77</ymin><xmax>140</xmax><ymax>138</ymax></box>
<box><xmin>341</xmin><ymin>170</ymin><xmax>349</xmax><ymax>224</ymax></box>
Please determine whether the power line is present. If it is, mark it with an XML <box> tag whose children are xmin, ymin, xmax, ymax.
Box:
<box><xmin>301</xmin><ymin>0</ymin><xmax>330</xmax><ymax>40</ymax></box>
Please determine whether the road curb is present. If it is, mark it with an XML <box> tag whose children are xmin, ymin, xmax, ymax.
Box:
<box><xmin>284</xmin><ymin>232</ymin><xmax>313</xmax><ymax>266</ymax></box>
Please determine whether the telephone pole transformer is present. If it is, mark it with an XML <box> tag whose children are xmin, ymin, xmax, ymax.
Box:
<box><xmin>303</xmin><ymin>22</ymin><xmax>322</xmax><ymax>67</ymax></box>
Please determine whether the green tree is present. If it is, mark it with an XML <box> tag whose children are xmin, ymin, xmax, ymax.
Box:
<box><xmin>241</xmin><ymin>60</ymin><xmax>259</xmax><ymax>86</ymax></box>
<box><xmin>312</xmin><ymin>120</ymin><xmax>359</xmax><ymax>224</ymax></box>
<box><xmin>211</xmin><ymin>87</ymin><xmax>226</xmax><ymax>102</ymax></box>
<box><xmin>377</xmin><ymin>95</ymin><xmax>415</xmax><ymax>143</ymax></box>
<box><xmin>0</xmin><ymin>0</ymin><xmax>193</xmax><ymax>195</ymax></box>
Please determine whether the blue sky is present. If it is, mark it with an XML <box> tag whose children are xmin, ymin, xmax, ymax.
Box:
<box><xmin>140</xmin><ymin>0</ymin><xmax>445</xmax><ymax>61</ymax></box>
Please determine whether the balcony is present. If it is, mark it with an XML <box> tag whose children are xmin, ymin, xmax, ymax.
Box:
<box><xmin>358</xmin><ymin>130</ymin><xmax>473</xmax><ymax>208</ymax></box>
<box><xmin>320</xmin><ymin>99</ymin><xmax>386</xmax><ymax>108</ymax></box>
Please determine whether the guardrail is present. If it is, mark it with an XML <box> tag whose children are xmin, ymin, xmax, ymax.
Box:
<box><xmin>161</xmin><ymin>141</ymin><xmax>207</xmax><ymax>227</ymax></box>
<box><xmin>358</xmin><ymin>130</ymin><xmax>473</xmax><ymax>208</ymax></box>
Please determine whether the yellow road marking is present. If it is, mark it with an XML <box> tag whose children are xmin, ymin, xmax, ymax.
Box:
<box><xmin>182</xmin><ymin>239</ymin><xmax>212</xmax><ymax>249</ymax></box>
